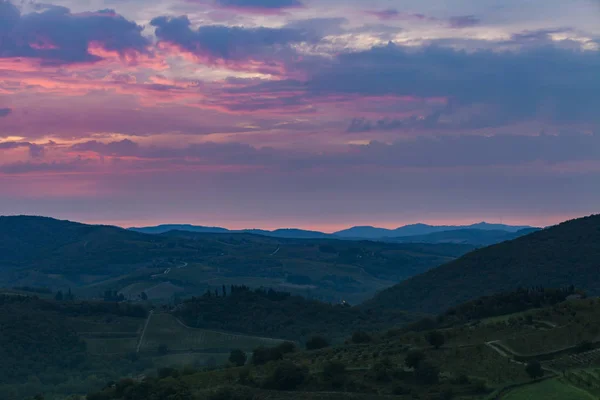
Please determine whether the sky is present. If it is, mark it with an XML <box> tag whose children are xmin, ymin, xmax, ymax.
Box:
<box><xmin>0</xmin><ymin>0</ymin><xmax>599</xmax><ymax>231</ymax></box>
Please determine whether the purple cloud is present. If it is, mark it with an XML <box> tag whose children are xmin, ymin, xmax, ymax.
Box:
<box><xmin>0</xmin><ymin>108</ymin><xmax>11</xmax><ymax>117</ymax></box>
<box><xmin>0</xmin><ymin>1</ymin><xmax>149</xmax><ymax>64</ymax></box>
<box><xmin>151</xmin><ymin>15</ymin><xmax>312</xmax><ymax>63</ymax></box>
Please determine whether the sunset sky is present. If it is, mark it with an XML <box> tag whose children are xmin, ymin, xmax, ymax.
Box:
<box><xmin>0</xmin><ymin>0</ymin><xmax>599</xmax><ymax>231</ymax></box>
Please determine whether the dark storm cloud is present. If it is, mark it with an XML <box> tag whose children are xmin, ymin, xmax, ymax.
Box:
<box><xmin>0</xmin><ymin>1</ymin><xmax>149</xmax><ymax>64</ymax></box>
<box><xmin>151</xmin><ymin>15</ymin><xmax>313</xmax><ymax>62</ymax></box>
<box><xmin>214</xmin><ymin>0</ymin><xmax>303</xmax><ymax>10</ymax></box>
<box><xmin>308</xmin><ymin>42</ymin><xmax>600</xmax><ymax>124</ymax></box>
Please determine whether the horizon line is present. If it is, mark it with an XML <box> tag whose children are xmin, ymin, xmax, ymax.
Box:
<box><xmin>0</xmin><ymin>213</ymin><xmax>561</xmax><ymax>234</ymax></box>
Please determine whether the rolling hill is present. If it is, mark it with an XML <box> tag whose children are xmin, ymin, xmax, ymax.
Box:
<box><xmin>0</xmin><ymin>216</ymin><xmax>474</xmax><ymax>303</ymax></box>
<box><xmin>364</xmin><ymin>214</ymin><xmax>600</xmax><ymax>314</ymax></box>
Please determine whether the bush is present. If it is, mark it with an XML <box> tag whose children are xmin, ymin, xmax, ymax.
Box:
<box><xmin>251</xmin><ymin>346</ymin><xmax>284</xmax><ymax>365</ymax></box>
<box><xmin>404</xmin><ymin>349</ymin><xmax>425</xmax><ymax>369</ymax></box>
<box><xmin>414</xmin><ymin>362</ymin><xmax>439</xmax><ymax>385</ymax></box>
<box><xmin>525</xmin><ymin>361</ymin><xmax>543</xmax><ymax>379</ymax></box>
<box><xmin>157</xmin><ymin>367</ymin><xmax>179</xmax><ymax>379</ymax></box>
<box><xmin>351</xmin><ymin>331</ymin><xmax>372</xmax><ymax>344</ymax></box>
<box><xmin>322</xmin><ymin>361</ymin><xmax>346</xmax><ymax>388</ymax></box>
<box><xmin>426</xmin><ymin>330</ymin><xmax>445</xmax><ymax>349</ymax></box>
<box><xmin>371</xmin><ymin>358</ymin><xmax>395</xmax><ymax>382</ymax></box>
<box><xmin>264</xmin><ymin>361</ymin><xmax>309</xmax><ymax>390</ymax></box>
<box><xmin>229</xmin><ymin>349</ymin><xmax>247</xmax><ymax>367</ymax></box>
<box><xmin>238</xmin><ymin>368</ymin><xmax>255</xmax><ymax>385</ymax></box>
<box><xmin>306</xmin><ymin>336</ymin><xmax>329</xmax><ymax>350</ymax></box>
<box><xmin>277</xmin><ymin>341</ymin><xmax>297</xmax><ymax>354</ymax></box>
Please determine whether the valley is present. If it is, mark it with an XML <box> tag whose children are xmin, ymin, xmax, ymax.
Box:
<box><xmin>1</xmin><ymin>214</ymin><xmax>600</xmax><ymax>400</ymax></box>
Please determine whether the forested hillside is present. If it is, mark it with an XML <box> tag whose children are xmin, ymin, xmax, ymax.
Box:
<box><xmin>364</xmin><ymin>214</ymin><xmax>600</xmax><ymax>314</ymax></box>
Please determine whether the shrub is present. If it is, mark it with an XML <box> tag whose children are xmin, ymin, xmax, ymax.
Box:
<box><xmin>404</xmin><ymin>349</ymin><xmax>425</xmax><ymax>369</ymax></box>
<box><xmin>252</xmin><ymin>346</ymin><xmax>283</xmax><ymax>365</ymax></box>
<box><xmin>277</xmin><ymin>341</ymin><xmax>297</xmax><ymax>354</ymax></box>
<box><xmin>229</xmin><ymin>349</ymin><xmax>247</xmax><ymax>367</ymax></box>
<box><xmin>525</xmin><ymin>361</ymin><xmax>543</xmax><ymax>379</ymax></box>
<box><xmin>306</xmin><ymin>336</ymin><xmax>329</xmax><ymax>350</ymax></box>
<box><xmin>322</xmin><ymin>361</ymin><xmax>347</xmax><ymax>388</ymax></box>
<box><xmin>426</xmin><ymin>330</ymin><xmax>445</xmax><ymax>349</ymax></box>
<box><xmin>264</xmin><ymin>361</ymin><xmax>309</xmax><ymax>390</ymax></box>
<box><xmin>351</xmin><ymin>331</ymin><xmax>372</xmax><ymax>344</ymax></box>
<box><xmin>414</xmin><ymin>362</ymin><xmax>439</xmax><ymax>385</ymax></box>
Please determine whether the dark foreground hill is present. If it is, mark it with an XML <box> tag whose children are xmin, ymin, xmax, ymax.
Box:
<box><xmin>364</xmin><ymin>214</ymin><xmax>600</xmax><ymax>314</ymax></box>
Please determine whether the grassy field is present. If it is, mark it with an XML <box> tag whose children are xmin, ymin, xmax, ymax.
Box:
<box><xmin>140</xmin><ymin>313</ymin><xmax>286</xmax><ymax>353</ymax></box>
<box><xmin>84</xmin><ymin>337</ymin><xmax>139</xmax><ymax>355</ymax></box>
<box><xmin>68</xmin><ymin>316</ymin><xmax>143</xmax><ymax>334</ymax></box>
<box><xmin>503</xmin><ymin>378</ymin><xmax>595</xmax><ymax>400</ymax></box>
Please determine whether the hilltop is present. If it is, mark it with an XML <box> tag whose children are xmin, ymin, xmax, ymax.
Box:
<box><xmin>364</xmin><ymin>214</ymin><xmax>600</xmax><ymax>314</ymax></box>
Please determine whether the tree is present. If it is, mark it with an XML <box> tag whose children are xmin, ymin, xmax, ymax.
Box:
<box><xmin>351</xmin><ymin>331</ymin><xmax>372</xmax><ymax>344</ymax></box>
<box><xmin>229</xmin><ymin>349</ymin><xmax>247</xmax><ymax>367</ymax></box>
<box><xmin>277</xmin><ymin>341</ymin><xmax>297</xmax><ymax>354</ymax></box>
<box><xmin>414</xmin><ymin>362</ymin><xmax>439</xmax><ymax>385</ymax></box>
<box><xmin>222</xmin><ymin>285</ymin><xmax>227</xmax><ymax>297</ymax></box>
<box><xmin>525</xmin><ymin>361</ymin><xmax>543</xmax><ymax>379</ymax></box>
<box><xmin>140</xmin><ymin>292</ymin><xmax>148</xmax><ymax>301</ymax></box>
<box><xmin>65</xmin><ymin>288</ymin><xmax>75</xmax><ymax>301</ymax></box>
<box><xmin>55</xmin><ymin>291</ymin><xmax>64</xmax><ymax>301</ymax></box>
<box><xmin>404</xmin><ymin>349</ymin><xmax>425</xmax><ymax>369</ymax></box>
<box><xmin>426</xmin><ymin>330</ymin><xmax>445</xmax><ymax>349</ymax></box>
<box><xmin>306</xmin><ymin>336</ymin><xmax>329</xmax><ymax>350</ymax></box>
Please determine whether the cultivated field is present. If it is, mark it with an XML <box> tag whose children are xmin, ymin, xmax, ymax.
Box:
<box><xmin>503</xmin><ymin>378</ymin><xmax>595</xmax><ymax>400</ymax></box>
<box><xmin>139</xmin><ymin>312</ymin><xmax>287</xmax><ymax>353</ymax></box>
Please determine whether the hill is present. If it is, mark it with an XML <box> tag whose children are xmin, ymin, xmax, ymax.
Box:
<box><xmin>130</xmin><ymin>225</ymin><xmax>332</xmax><ymax>239</ymax></box>
<box><xmin>334</xmin><ymin>222</ymin><xmax>536</xmax><ymax>239</ymax></box>
<box><xmin>364</xmin><ymin>214</ymin><xmax>600</xmax><ymax>314</ymax></box>
<box><xmin>129</xmin><ymin>224</ymin><xmax>230</xmax><ymax>234</ymax></box>
<box><xmin>0</xmin><ymin>216</ymin><xmax>473</xmax><ymax>303</ymax></box>
<box><xmin>387</xmin><ymin>227</ymin><xmax>540</xmax><ymax>246</ymax></box>
<box><xmin>85</xmin><ymin>289</ymin><xmax>600</xmax><ymax>400</ymax></box>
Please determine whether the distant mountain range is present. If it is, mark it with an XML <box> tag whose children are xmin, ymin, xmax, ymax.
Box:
<box><xmin>333</xmin><ymin>222</ymin><xmax>536</xmax><ymax>239</ymax></box>
<box><xmin>129</xmin><ymin>224</ymin><xmax>332</xmax><ymax>239</ymax></box>
<box><xmin>129</xmin><ymin>222</ymin><xmax>538</xmax><ymax>245</ymax></box>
